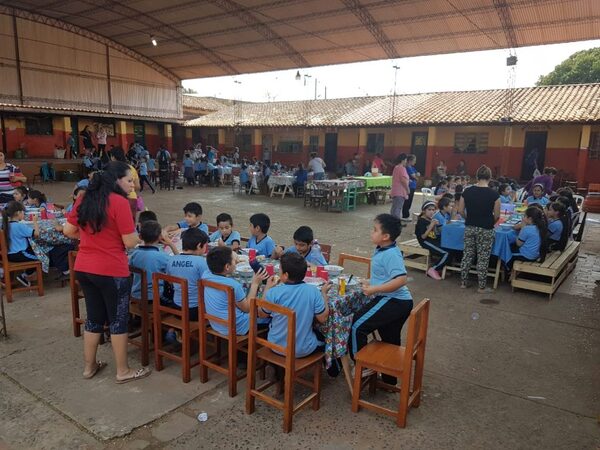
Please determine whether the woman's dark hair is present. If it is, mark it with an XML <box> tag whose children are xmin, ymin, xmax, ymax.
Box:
<box><xmin>395</xmin><ymin>153</ymin><xmax>407</xmax><ymax>164</ymax></box>
<box><xmin>476</xmin><ymin>165</ymin><xmax>492</xmax><ymax>180</ymax></box>
<box><xmin>547</xmin><ymin>202</ymin><xmax>569</xmax><ymax>251</ymax></box>
<box><xmin>2</xmin><ymin>201</ymin><xmax>25</xmax><ymax>246</ymax></box>
<box><xmin>556</xmin><ymin>187</ymin><xmax>578</xmax><ymax>213</ymax></box>
<box><xmin>76</xmin><ymin>161</ymin><xmax>130</xmax><ymax>233</ymax></box>
<box><xmin>543</xmin><ymin>167</ymin><xmax>557</xmax><ymax>175</ymax></box>
<box><xmin>438</xmin><ymin>197</ymin><xmax>453</xmax><ymax>211</ymax></box>
<box><xmin>499</xmin><ymin>183</ymin><xmax>510</xmax><ymax>195</ymax></box>
<box><xmin>29</xmin><ymin>190</ymin><xmax>47</xmax><ymax>205</ymax></box>
<box><xmin>525</xmin><ymin>206</ymin><xmax>548</xmax><ymax>263</ymax></box>
<box><xmin>14</xmin><ymin>186</ymin><xmax>29</xmax><ymax>199</ymax></box>
<box><xmin>110</xmin><ymin>146</ymin><xmax>127</xmax><ymax>162</ymax></box>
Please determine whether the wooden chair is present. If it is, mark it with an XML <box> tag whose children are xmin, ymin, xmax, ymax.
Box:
<box><xmin>129</xmin><ymin>266</ymin><xmax>152</xmax><ymax>366</ymax></box>
<box><xmin>351</xmin><ymin>299</ymin><xmax>430</xmax><ymax>428</ymax></box>
<box><xmin>198</xmin><ymin>279</ymin><xmax>252</xmax><ymax>397</ymax></box>
<box><xmin>319</xmin><ymin>243</ymin><xmax>332</xmax><ymax>263</ymax></box>
<box><xmin>152</xmin><ymin>273</ymin><xmax>199</xmax><ymax>383</ymax></box>
<box><xmin>338</xmin><ymin>253</ymin><xmax>371</xmax><ymax>278</ymax></box>
<box><xmin>68</xmin><ymin>251</ymin><xmax>85</xmax><ymax>337</ymax></box>
<box><xmin>208</xmin><ymin>225</ymin><xmax>218</xmax><ymax>234</ymax></box>
<box><xmin>587</xmin><ymin>183</ymin><xmax>600</xmax><ymax>193</ymax></box>
<box><xmin>0</xmin><ymin>230</ymin><xmax>44</xmax><ymax>303</ymax></box>
<box><xmin>246</xmin><ymin>298</ymin><xmax>324</xmax><ymax>433</ymax></box>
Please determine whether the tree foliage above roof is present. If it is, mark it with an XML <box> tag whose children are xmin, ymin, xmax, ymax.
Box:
<box><xmin>537</xmin><ymin>47</ymin><xmax>600</xmax><ymax>86</ymax></box>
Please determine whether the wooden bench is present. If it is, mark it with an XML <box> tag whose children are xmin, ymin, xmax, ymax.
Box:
<box><xmin>511</xmin><ymin>240</ymin><xmax>580</xmax><ymax>300</ymax></box>
<box><xmin>444</xmin><ymin>258</ymin><xmax>502</xmax><ymax>290</ymax></box>
<box><xmin>399</xmin><ymin>239</ymin><xmax>439</xmax><ymax>274</ymax></box>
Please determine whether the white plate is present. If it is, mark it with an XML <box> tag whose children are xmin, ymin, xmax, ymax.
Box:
<box><xmin>304</xmin><ymin>277</ymin><xmax>325</xmax><ymax>286</ymax></box>
<box><xmin>236</xmin><ymin>254</ymin><xmax>249</xmax><ymax>263</ymax></box>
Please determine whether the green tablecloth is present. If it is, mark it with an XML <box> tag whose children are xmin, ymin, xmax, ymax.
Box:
<box><xmin>353</xmin><ymin>176</ymin><xmax>392</xmax><ymax>189</ymax></box>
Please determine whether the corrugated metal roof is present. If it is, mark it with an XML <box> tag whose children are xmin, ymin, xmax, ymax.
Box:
<box><xmin>3</xmin><ymin>1</ymin><xmax>600</xmax><ymax>79</ymax></box>
<box><xmin>185</xmin><ymin>83</ymin><xmax>600</xmax><ymax>127</ymax></box>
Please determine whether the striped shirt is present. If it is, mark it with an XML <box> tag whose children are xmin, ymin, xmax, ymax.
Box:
<box><xmin>0</xmin><ymin>164</ymin><xmax>19</xmax><ymax>195</ymax></box>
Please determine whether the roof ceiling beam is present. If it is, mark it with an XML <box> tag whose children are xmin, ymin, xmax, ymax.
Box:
<box><xmin>340</xmin><ymin>0</ymin><xmax>398</xmax><ymax>59</ymax></box>
<box><xmin>0</xmin><ymin>5</ymin><xmax>181</xmax><ymax>84</ymax></box>
<box><xmin>207</xmin><ymin>0</ymin><xmax>309</xmax><ymax>67</ymax></box>
<box><xmin>493</xmin><ymin>0</ymin><xmax>519</xmax><ymax>48</ymax></box>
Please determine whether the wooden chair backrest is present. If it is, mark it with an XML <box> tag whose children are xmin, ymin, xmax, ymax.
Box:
<box><xmin>249</xmin><ymin>298</ymin><xmax>294</xmax><ymax>360</ymax></box>
<box><xmin>320</xmin><ymin>243</ymin><xmax>332</xmax><ymax>263</ymax></box>
<box><xmin>338</xmin><ymin>253</ymin><xmax>371</xmax><ymax>278</ymax></box>
<box><xmin>208</xmin><ymin>225</ymin><xmax>218</xmax><ymax>233</ymax></box>
<box><xmin>402</xmin><ymin>299</ymin><xmax>430</xmax><ymax>367</ymax></box>
<box><xmin>129</xmin><ymin>265</ymin><xmax>149</xmax><ymax>304</ymax></box>
<box><xmin>68</xmin><ymin>250</ymin><xmax>77</xmax><ymax>271</ymax></box>
<box><xmin>152</xmin><ymin>273</ymin><xmax>190</xmax><ymax>321</ymax></box>
<box><xmin>198</xmin><ymin>279</ymin><xmax>236</xmax><ymax>337</ymax></box>
<box><xmin>0</xmin><ymin>229</ymin><xmax>9</xmax><ymax>265</ymax></box>
<box><xmin>588</xmin><ymin>183</ymin><xmax>600</xmax><ymax>193</ymax></box>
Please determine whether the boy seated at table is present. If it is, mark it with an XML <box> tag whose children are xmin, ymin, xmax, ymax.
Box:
<box><xmin>259</xmin><ymin>252</ymin><xmax>330</xmax><ymax>357</ymax></box>
<box><xmin>351</xmin><ymin>213</ymin><xmax>413</xmax><ymax>383</ymax></box>
<box><xmin>209</xmin><ymin>213</ymin><xmax>241</xmax><ymax>251</ymax></box>
<box><xmin>293</xmin><ymin>163</ymin><xmax>308</xmax><ymax>194</ymax></box>
<box><xmin>272</xmin><ymin>225</ymin><xmax>327</xmax><ymax>266</ymax></box>
<box><xmin>64</xmin><ymin>186</ymin><xmax>85</xmax><ymax>214</ymax></box>
<box><xmin>164</xmin><ymin>202</ymin><xmax>209</xmax><ymax>235</ymax></box>
<box><xmin>499</xmin><ymin>183</ymin><xmax>514</xmax><ymax>204</ymax></box>
<box><xmin>525</xmin><ymin>183</ymin><xmax>549</xmax><ymax>207</ymax></box>
<box><xmin>201</xmin><ymin>246</ymin><xmax>267</xmax><ymax>335</ymax></box>
<box><xmin>432</xmin><ymin>197</ymin><xmax>456</xmax><ymax>227</ymax></box>
<box><xmin>247</xmin><ymin>213</ymin><xmax>276</xmax><ymax>257</ymax></box>
<box><xmin>137</xmin><ymin>210</ymin><xmax>158</xmax><ymax>229</ymax></box>
<box><xmin>415</xmin><ymin>201</ymin><xmax>449</xmax><ymax>280</ymax></box>
<box><xmin>165</xmin><ymin>228</ymin><xmax>209</xmax><ymax>321</ymax></box>
<box><xmin>239</xmin><ymin>165</ymin><xmax>251</xmax><ymax>193</ymax></box>
<box><xmin>129</xmin><ymin>220</ymin><xmax>178</xmax><ymax>302</ymax></box>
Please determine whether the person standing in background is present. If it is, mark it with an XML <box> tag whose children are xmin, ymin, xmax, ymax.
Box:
<box><xmin>402</xmin><ymin>154</ymin><xmax>419</xmax><ymax>222</ymax></box>
<box><xmin>390</xmin><ymin>154</ymin><xmax>409</xmax><ymax>219</ymax></box>
<box><xmin>96</xmin><ymin>126</ymin><xmax>107</xmax><ymax>159</ymax></box>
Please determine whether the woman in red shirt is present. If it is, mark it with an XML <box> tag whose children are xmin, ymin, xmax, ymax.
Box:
<box><xmin>63</xmin><ymin>161</ymin><xmax>150</xmax><ymax>383</ymax></box>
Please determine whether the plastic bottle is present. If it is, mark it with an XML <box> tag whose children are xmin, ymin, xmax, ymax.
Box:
<box><xmin>309</xmin><ymin>240</ymin><xmax>321</xmax><ymax>262</ymax></box>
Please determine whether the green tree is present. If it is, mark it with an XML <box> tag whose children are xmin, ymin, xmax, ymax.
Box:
<box><xmin>182</xmin><ymin>87</ymin><xmax>198</xmax><ymax>94</ymax></box>
<box><xmin>537</xmin><ymin>47</ymin><xmax>600</xmax><ymax>86</ymax></box>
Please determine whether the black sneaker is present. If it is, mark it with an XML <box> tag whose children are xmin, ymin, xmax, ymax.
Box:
<box><xmin>16</xmin><ymin>273</ymin><xmax>31</xmax><ymax>287</ymax></box>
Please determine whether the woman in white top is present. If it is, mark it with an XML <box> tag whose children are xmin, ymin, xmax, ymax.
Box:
<box><xmin>308</xmin><ymin>152</ymin><xmax>326</xmax><ymax>180</ymax></box>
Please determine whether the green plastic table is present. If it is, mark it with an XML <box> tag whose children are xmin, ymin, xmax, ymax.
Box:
<box><xmin>353</xmin><ymin>176</ymin><xmax>392</xmax><ymax>189</ymax></box>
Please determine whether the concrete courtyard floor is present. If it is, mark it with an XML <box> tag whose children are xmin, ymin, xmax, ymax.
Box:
<box><xmin>1</xmin><ymin>182</ymin><xmax>598</xmax><ymax>449</ymax></box>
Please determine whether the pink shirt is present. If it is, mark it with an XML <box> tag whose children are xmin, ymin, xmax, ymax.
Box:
<box><xmin>391</xmin><ymin>164</ymin><xmax>409</xmax><ymax>199</ymax></box>
<box><xmin>372</xmin><ymin>157</ymin><xmax>384</xmax><ymax>170</ymax></box>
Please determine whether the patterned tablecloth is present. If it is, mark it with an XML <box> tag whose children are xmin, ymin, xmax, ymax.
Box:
<box><xmin>27</xmin><ymin>218</ymin><xmax>76</xmax><ymax>272</ymax></box>
<box><xmin>352</xmin><ymin>176</ymin><xmax>392</xmax><ymax>189</ymax></box>
<box><xmin>313</xmin><ymin>179</ymin><xmax>365</xmax><ymax>189</ymax></box>
<box><xmin>267</xmin><ymin>175</ymin><xmax>296</xmax><ymax>188</ymax></box>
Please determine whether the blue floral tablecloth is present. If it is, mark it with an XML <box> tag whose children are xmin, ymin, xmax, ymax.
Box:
<box><xmin>441</xmin><ymin>222</ymin><xmax>518</xmax><ymax>263</ymax></box>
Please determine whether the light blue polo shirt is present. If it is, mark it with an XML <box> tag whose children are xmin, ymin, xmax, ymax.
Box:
<box><xmin>547</xmin><ymin>219</ymin><xmax>563</xmax><ymax>241</ymax></box>
<box><xmin>517</xmin><ymin>224</ymin><xmax>541</xmax><ymax>260</ymax></box>
<box><xmin>177</xmin><ymin>221</ymin><xmax>209</xmax><ymax>235</ymax></box>
<box><xmin>200</xmin><ymin>271</ymin><xmax>248</xmax><ymax>336</ymax></box>
<box><xmin>166</xmin><ymin>254</ymin><xmax>208</xmax><ymax>308</ymax></box>
<box><xmin>264</xmin><ymin>282</ymin><xmax>325</xmax><ymax>357</ymax></box>
<box><xmin>247</xmin><ymin>235</ymin><xmax>276</xmax><ymax>257</ymax></box>
<box><xmin>370</xmin><ymin>244</ymin><xmax>412</xmax><ymax>301</ymax></box>
<box><xmin>526</xmin><ymin>196</ymin><xmax>550</xmax><ymax>207</ymax></box>
<box><xmin>433</xmin><ymin>211</ymin><xmax>451</xmax><ymax>228</ymax></box>
<box><xmin>7</xmin><ymin>221</ymin><xmax>34</xmax><ymax>254</ymax></box>
<box><xmin>129</xmin><ymin>245</ymin><xmax>169</xmax><ymax>300</ymax></box>
<box><xmin>209</xmin><ymin>230</ymin><xmax>241</xmax><ymax>245</ymax></box>
<box><xmin>500</xmin><ymin>194</ymin><xmax>513</xmax><ymax>203</ymax></box>
<box><xmin>284</xmin><ymin>245</ymin><xmax>327</xmax><ymax>266</ymax></box>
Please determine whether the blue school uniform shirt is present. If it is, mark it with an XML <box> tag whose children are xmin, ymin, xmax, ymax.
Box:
<box><xmin>166</xmin><ymin>254</ymin><xmax>208</xmax><ymax>308</ymax></box>
<box><xmin>547</xmin><ymin>218</ymin><xmax>563</xmax><ymax>241</ymax></box>
<box><xmin>517</xmin><ymin>224</ymin><xmax>541</xmax><ymax>260</ymax></box>
<box><xmin>129</xmin><ymin>245</ymin><xmax>170</xmax><ymax>300</ymax></box>
<box><xmin>76</xmin><ymin>178</ymin><xmax>89</xmax><ymax>188</ymax></box>
<box><xmin>247</xmin><ymin>235</ymin><xmax>276</xmax><ymax>257</ymax></box>
<box><xmin>139</xmin><ymin>162</ymin><xmax>148</xmax><ymax>176</ymax></box>
<box><xmin>294</xmin><ymin>169</ymin><xmax>307</xmax><ymax>185</ymax></box>
<box><xmin>500</xmin><ymin>194</ymin><xmax>513</xmax><ymax>203</ymax></box>
<box><xmin>370</xmin><ymin>244</ymin><xmax>412</xmax><ymax>301</ymax></box>
<box><xmin>264</xmin><ymin>282</ymin><xmax>325</xmax><ymax>357</ymax></box>
<box><xmin>284</xmin><ymin>245</ymin><xmax>327</xmax><ymax>266</ymax></box>
<box><xmin>432</xmin><ymin>211</ymin><xmax>451</xmax><ymax>227</ymax></box>
<box><xmin>147</xmin><ymin>159</ymin><xmax>156</xmax><ymax>171</ymax></box>
<box><xmin>200</xmin><ymin>271</ymin><xmax>248</xmax><ymax>335</ymax></box>
<box><xmin>7</xmin><ymin>221</ymin><xmax>34</xmax><ymax>254</ymax></box>
<box><xmin>177</xmin><ymin>221</ymin><xmax>209</xmax><ymax>235</ymax></box>
<box><xmin>526</xmin><ymin>196</ymin><xmax>549</xmax><ymax>207</ymax></box>
<box><xmin>407</xmin><ymin>165</ymin><xmax>417</xmax><ymax>190</ymax></box>
<box><xmin>209</xmin><ymin>230</ymin><xmax>241</xmax><ymax>245</ymax></box>
<box><xmin>183</xmin><ymin>158</ymin><xmax>194</xmax><ymax>168</ymax></box>
<box><xmin>239</xmin><ymin>170</ymin><xmax>249</xmax><ymax>184</ymax></box>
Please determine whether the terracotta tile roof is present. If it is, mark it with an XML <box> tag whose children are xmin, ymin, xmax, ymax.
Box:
<box><xmin>182</xmin><ymin>96</ymin><xmax>235</xmax><ymax>112</ymax></box>
<box><xmin>185</xmin><ymin>84</ymin><xmax>600</xmax><ymax>128</ymax></box>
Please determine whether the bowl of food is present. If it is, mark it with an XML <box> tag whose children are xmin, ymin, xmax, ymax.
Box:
<box><xmin>498</xmin><ymin>223</ymin><xmax>514</xmax><ymax>230</ymax></box>
<box><xmin>236</xmin><ymin>254</ymin><xmax>249</xmax><ymax>263</ymax></box>
<box><xmin>324</xmin><ymin>265</ymin><xmax>344</xmax><ymax>278</ymax></box>
<box><xmin>235</xmin><ymin>263</ymin><xmax>254</xmax><ymax>278</ymax></box>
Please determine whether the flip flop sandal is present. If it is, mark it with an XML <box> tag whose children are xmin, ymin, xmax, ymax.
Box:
<box><xmin>115</xmin><ymin>367</ymin><xmax>152</xmax><ymax>384</ymax></box>
<box><xmin>83</xmin><ymin>361</ymin><xmax>107</xmax><ymax>379</ymax></box>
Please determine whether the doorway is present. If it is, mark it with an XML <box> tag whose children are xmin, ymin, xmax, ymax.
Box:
<box><xmin>263</xmin><ymin>134</ymin><xmax>273</xmax><ymax>163</ymax></box>
<box><xmin>133</xmin><ymin>122</ymin><xmax>146</xmax><ymax>146</ymax></box>
<box><xmin>521</xmin><ymin>131</ymin><xmax>547</xmax><ymax>180</ymax></box>
<box><xmin>324</xmin><ymin>133</ymin><xmax>338</xmax><ymax>172</ymax></box>
<box><xmin>410</xmin><ymin>131</ymin><xmax>428</xmax><ymax>174</ymax></box>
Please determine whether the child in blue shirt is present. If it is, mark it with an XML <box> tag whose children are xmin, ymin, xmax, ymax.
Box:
<box><xmin>247</xmin><ymin>213</ymin><xmax>276</xmax><ymax>257</ymax></box>
<box><xmin>164</xmin><ymin>202</ymin><xmax>209</xmax><ymax>235</ymax></box>
<box><xmin>351</xmin><ymin>213</ymin><xmax>413</xmax><ymax>383</ymax></box>
<box><xmin>183</xmin><ymin>154</ymin><xmax>195</xmax><ymax>185</ymax></box>
<box><xmin>64</xmin><ymin>186</ymin><xmax>86</xmax><ymax>214</ymax></box>
<box><xmin>129</xmin><ymin>220</ymin><xmax>178</xmax><ymax>302</ymax></box>
<box><xmin>209</xmin><ymin>213</ymin><xmax>241</xmax><ymax>251</ymax></box>
<box><xmin>27</xmin><ymin>190</ymin><xmax>48</xmax><ymax>215</ymax></box>
<box><xmin>273</xmin><ymin>225</ymin><xmax>327</xmax><ymax>266</ymax></box>
<box><xmin>201</xmin><ymin>246</ymin><xmax>267</xmax><ymax>335</ymax></box>
<box><xmin>166</xmin><ymin>228</ymin><xmax>209</xmax><ymax>320</ymax></box>
<box><xmin>508</xmin><ymin>206</ymin><xmax>546</xmax><ymax>270</ymax></box>
<box><xmin>2</xmin><ymin>201</ymin><xmax>40</xmax><ymax>286</ymax></box>
<box><xmin>12</xmin><ymin>186</ymin><xmax>29</xmax><ymax>204</ymax></box>
<box><xmin>546</xmin><ymin>201</ymin><xmax>568</xmax><ymax>252</ymax></box>
<box><xmin>525</xmin><ymin>183</ymin><xmax>549</xmax><ymax>207</ymax></box>
<box><xmin>139</xmin><ymin>157</ymin><xmax>155</xmax><ymax>193</ymax></box>
<box><xmin>239</xmin><ymin>165</ymin><xmax>251</xmax><ymax>193</ymax></box>
<box><xmin>499</xmin><ymin>183</ymin><xmax>513</xmax><ymax>204</ymax></box>
<box><xmin>432</xmin><ymin>197</ymin><xmax>455</xmax><ymax>227</ymax></box>
<box><xmin>260</xmin><ymin>252</ymin><xmax>330</xmax><ymax>357</ymax></box>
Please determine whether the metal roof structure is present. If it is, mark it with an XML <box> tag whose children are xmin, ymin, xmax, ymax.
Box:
<box><xmin>185</xmin><ymin>83</ymin><xmax>600</xmax><ymax>127</ymax></box>
<box><xmin>1</xmin><ymin>0</ymin><xmax>599</xmax><ymax>81</ymax></box>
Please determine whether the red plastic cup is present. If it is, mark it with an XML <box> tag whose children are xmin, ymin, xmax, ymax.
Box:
<box><xmin>249</xmin><ymin>248</ymin><xmax>257</xmax><ymax>260</ymax></box>
<box><xmin>29</xmin><ymin>213</ymin><xmax>34</xmax><ymax>221</ymax></box>
<box><xmin>305</xmin><ymin>269</ymin><xmax>312</xmax><ymax>279</ymax></box>
<box><xmin>46</xmin><ymin>202</ymin><xmax>54</xmax><ymax>211</ymax></box>
<box><xmin>318</xmin><ymin>269</ymin><xmax>329</xmax><ymax>281</ymax></box>
<box><xmin>265</xmin><ymin>263</ymin><xmax>274</xmax><ymax>276</ymax></box>
<box><xmin>41</xmin><ymin>210</ymin><xmax>48</xmax><ymax>220</ymax></box>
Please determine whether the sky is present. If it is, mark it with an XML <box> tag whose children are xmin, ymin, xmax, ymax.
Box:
<box><xmin>182</xmin><ymin>39</ymin><xmax>600</xmax><ymax>102</ymax></box>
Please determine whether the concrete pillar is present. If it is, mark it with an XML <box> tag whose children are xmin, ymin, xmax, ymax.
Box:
<box><xmin>357</xmin><ymin>127</ymin><xmax>367</xmax><ymax>167</ymax></box>
<box><xmin>425</xmin><ymin>126</ymin><xmax>438</xmax><ymax>178</ymax></box>
<box><xmin>62</xmin><ymin>117</ymin><xmax>71</xmax><ymax>158</ymax></box>
<box><xmin>164</xmin><ymin>124</ymin><xmax>173</xmax><ymax>153</ymax></box>
<box><xmin>218</xmin><ymin>128</ymin><xmax>226</xmax><ymax>152</ymax></box>
<box><xmin>117</xmin><ymin>120</ymin><xmax>128</xmax><ymax>150</ymax></box>
<box><xmin>500</xmin><ymin>125</ymin><xmax>514</xmax><ymax>177</ymax></box>
<box><xmin>576</xmin><ymin>125</ymin><xmax>591</xmax><ymax>185</ymax></box>
<box><xmin>253</xmin><ymin>128</ymin><xmax>262</xmax><ymax>160</ymax></box>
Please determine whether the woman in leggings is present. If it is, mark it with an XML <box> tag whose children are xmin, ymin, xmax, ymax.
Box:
<box><xmin>63</xmin><ymin>161</ymin><xmax>150</xmax><ymax>383</ymax></box>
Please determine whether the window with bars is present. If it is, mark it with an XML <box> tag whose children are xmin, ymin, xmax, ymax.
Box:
<box><xmin>278</xmin><ymin>141</ymin><xmax>303</xmax><ymax>153</ymax></box>
<box><xmin>309</xmin><ymin>135</ymin><xmax>319</xmax><ymax>152</ymax></box>
<box><xmin>235</xmin><ymin>134</ymin><xmax>252</xmax><ymax>152</ymax></box>
<box><xmin>589</xmin><ymin>132</ymin><xmax>600</xmax><ymax>160</ymax></box>
<box><xmin>25</xmin><ymin>116</ymin><xmax>53</xmax><ymax>136</ymax></box>
<box><xmin>367</xmin><ymin>133</ymin><xmax>384</xmax><ymax>153</ymax></box>
<box><xmin>454</xmin><ymin>132</ymin><xmax>488</xmax><ymax>153</ymax></box>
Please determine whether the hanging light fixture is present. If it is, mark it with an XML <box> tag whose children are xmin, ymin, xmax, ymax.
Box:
<box><xmin>151</xmin><ymin>36</ymin><xmax>158</xmax><ymax>46</ymax></box>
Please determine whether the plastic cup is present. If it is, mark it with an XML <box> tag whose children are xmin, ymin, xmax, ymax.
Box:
<box><xmin>318</xmin><ymin>269</ymin><xmax>329</xmax><ymax>281</ymax></box>
<box><xmin>248</xmin><ymin>249</ymin><xmax>257</xmax><ymax>260</ymax></box>
<box><xmin>305</xmin><ymin>269</ymin><xmax>312</xmax><ymax>279</ymax></box>
<box><xmin>265</xmin><ymin>263</ymin><xmax>274</xmax><ymax>276</ymax></box>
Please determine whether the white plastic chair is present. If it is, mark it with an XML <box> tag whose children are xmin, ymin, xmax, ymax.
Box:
<box><xmin>573</xmin><ymin>194</ymin><xmax>584</xmax><ymax>208</ymax></box>
<box><xmin>421</xmin><ymin>188</ymin><xmax>435</xmax><ymax>205</ymax></box>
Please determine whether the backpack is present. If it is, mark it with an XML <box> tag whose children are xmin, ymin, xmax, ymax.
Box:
<box><xmin>158</xmin><ymin>150</ymin><xmax>169</xmax><ymax>169</ymax></box>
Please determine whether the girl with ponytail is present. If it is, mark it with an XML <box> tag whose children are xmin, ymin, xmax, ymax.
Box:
<box><xmin>546</xmin><ymin>202</ymin><xmax>568</xmax><ymax>252</ymax></box>
<box><xmin>3</xmin><ymin>201</ymin><xmax>39</xmax><ymax>286</ymax></box>
<box><xmin>508</xmin><ymin>206</ymin><xmax>547</xmax><ymax>270</ymax></box>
